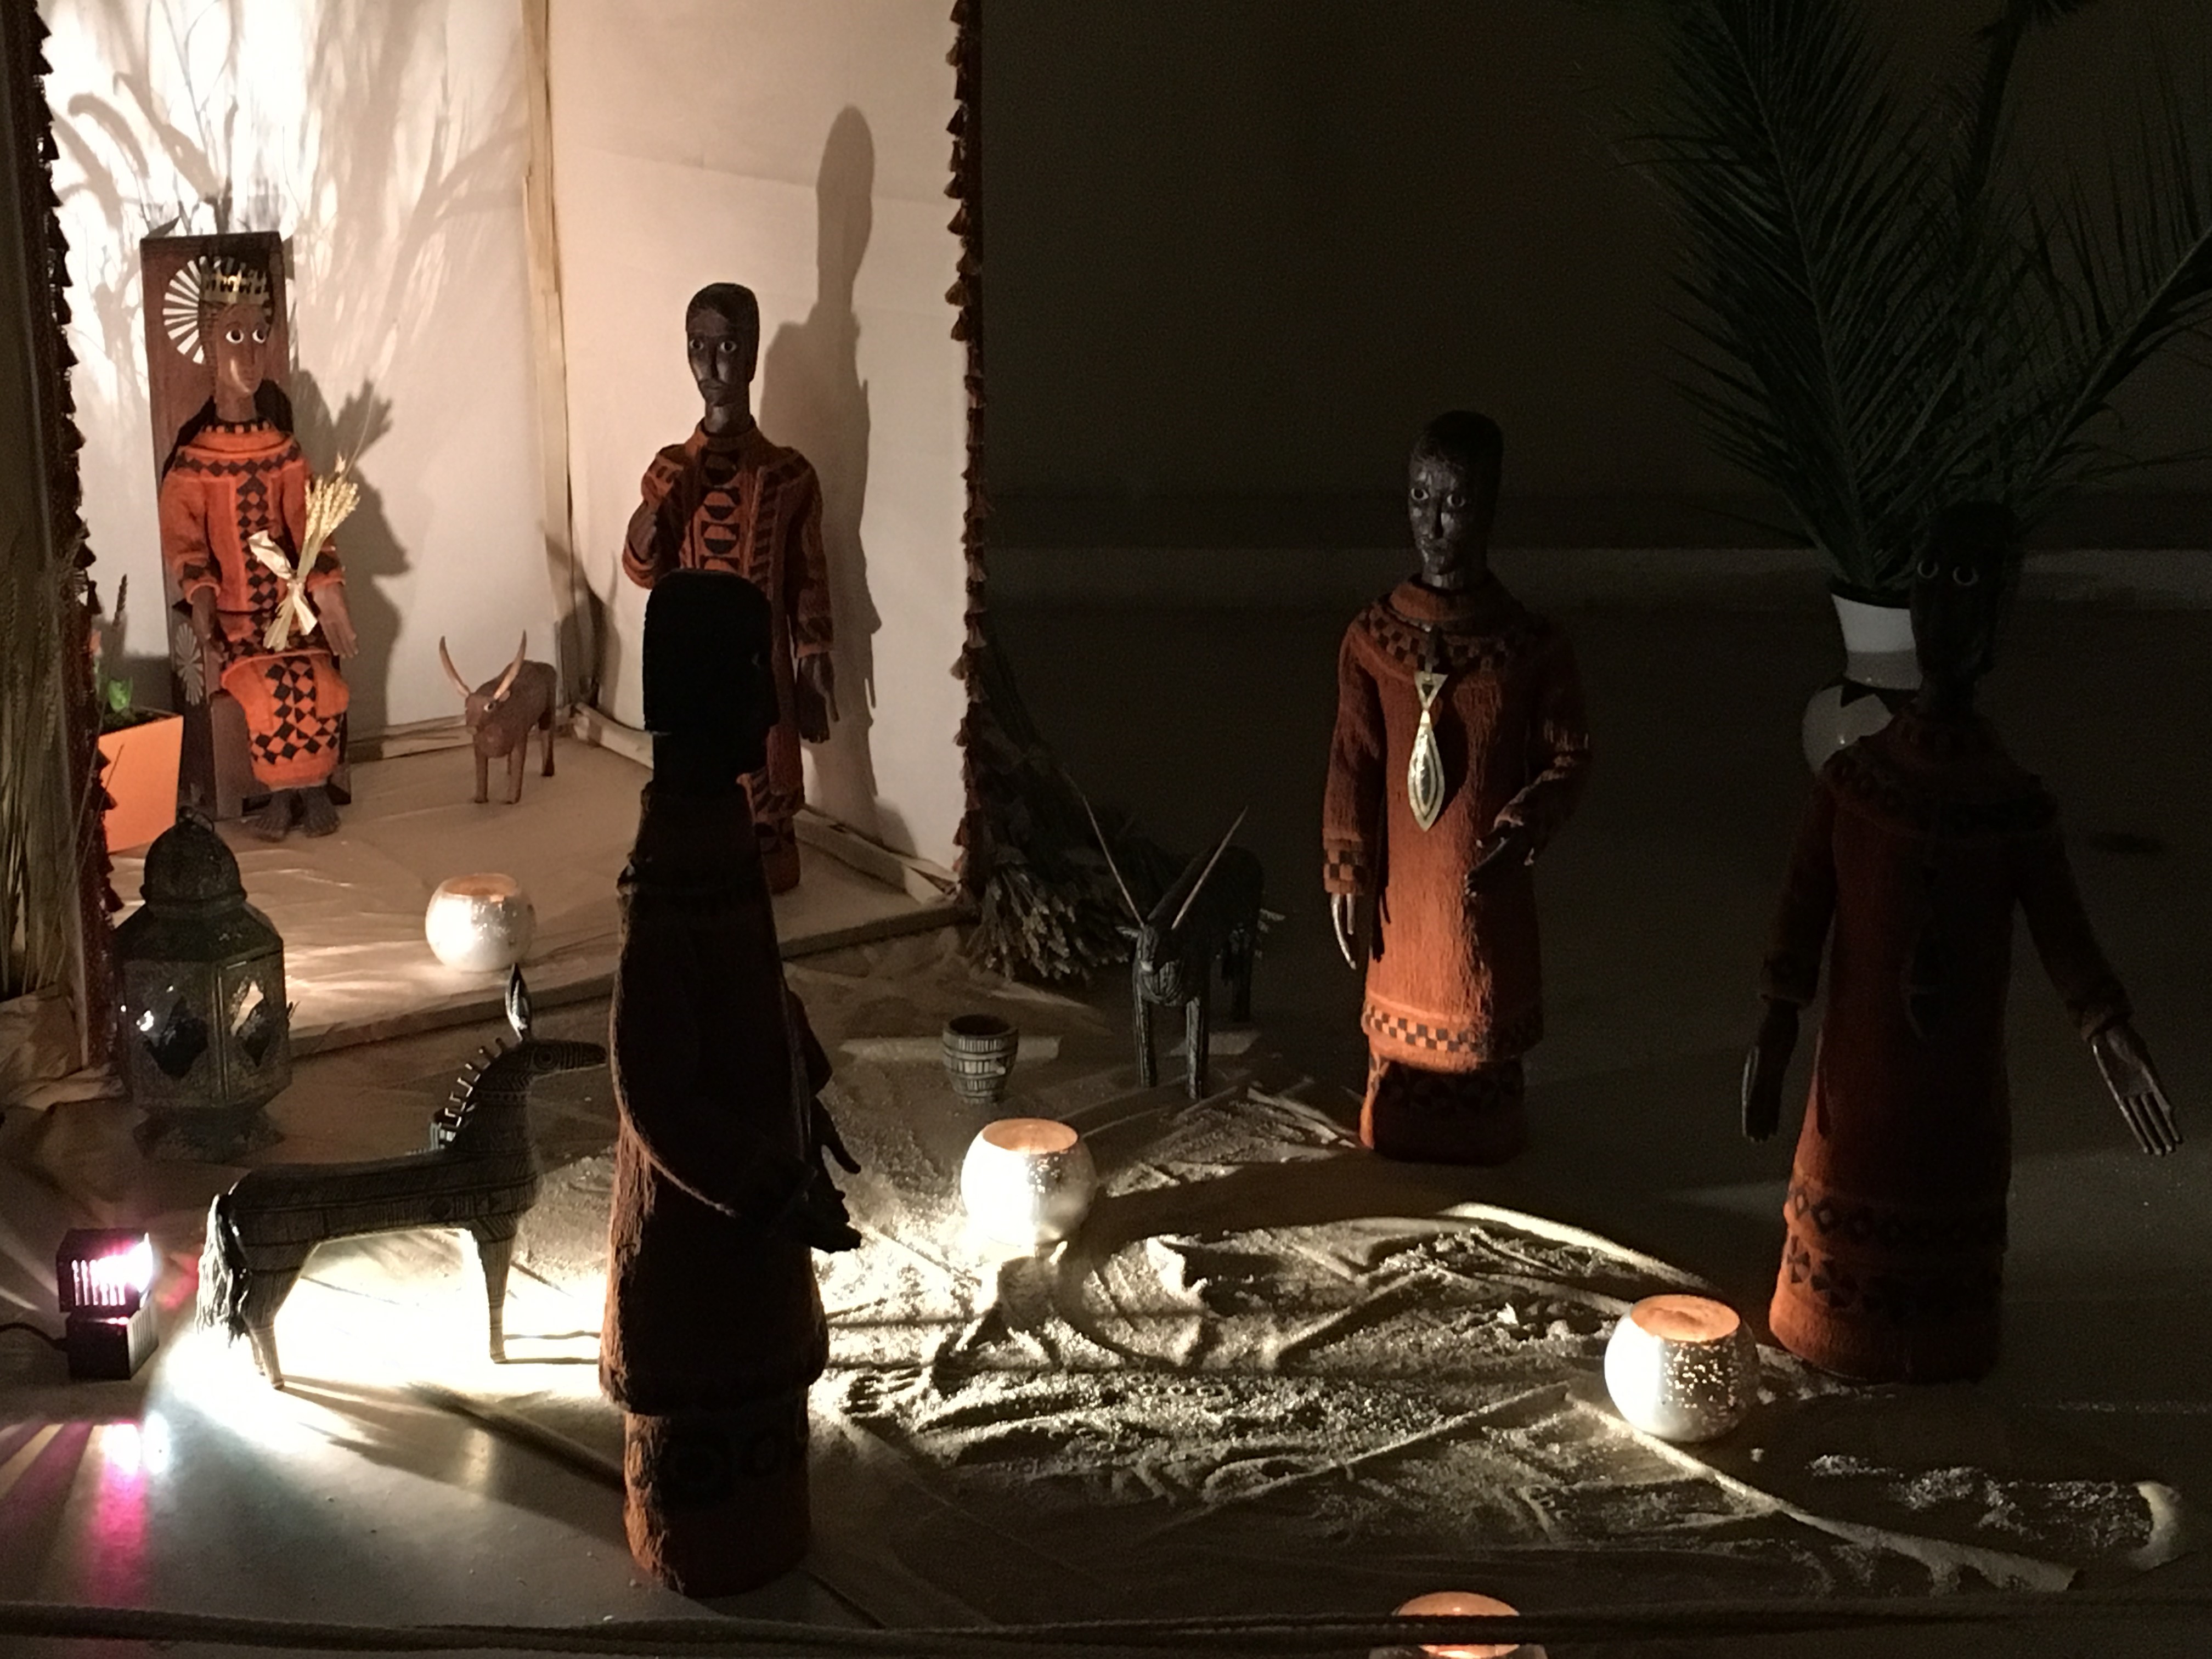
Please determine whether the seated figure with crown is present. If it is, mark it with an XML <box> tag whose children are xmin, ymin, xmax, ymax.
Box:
<box><xmin>157</xmin><ymin>259</ymin><xmax>360</xmax><ymax>840</ymax></box>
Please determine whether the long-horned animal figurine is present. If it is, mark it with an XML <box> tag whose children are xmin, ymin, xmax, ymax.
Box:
<box><xmin>439</xmin><ymin>633</ymin><xmax>560</xmax><ymax>805</ymax></box>
<box><xmin>196</xmin><ymin>969</ymin><xmax>605</xmax><ymax>1388</ymax></box>
<box><xmin>1086</xmin><ymin>798</ymin><xmax>1267</xmax><ymax>1100</ymax></box>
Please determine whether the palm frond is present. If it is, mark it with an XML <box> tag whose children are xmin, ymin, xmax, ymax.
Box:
<box><xmin>1606</xmin><ymin>0</ymin><xmax>2211</xmax><ymax>595</ymax></box>
<box><xmin>1621</xmin><ymin>0</ymin><xmax>1968</xmax><ymax>589</ymax></box>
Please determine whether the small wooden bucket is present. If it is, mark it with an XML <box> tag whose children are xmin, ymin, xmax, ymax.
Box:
<box><xmin>941</xmin><ymin>1013</ymin><xmax>1019</xmax><ymax>1107</ymax></box>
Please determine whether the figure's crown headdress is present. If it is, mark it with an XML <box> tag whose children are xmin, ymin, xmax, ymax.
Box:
<box><xmin>200</xmin><ymin>258</ymin><xmax>271</xmax><ymax>312</ymax></box>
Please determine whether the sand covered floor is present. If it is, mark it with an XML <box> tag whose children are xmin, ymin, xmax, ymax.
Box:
<box><xmin>114</xmin><ymin>933</ymin><xmax>2180</xmax><ymax>1627</ymax></box>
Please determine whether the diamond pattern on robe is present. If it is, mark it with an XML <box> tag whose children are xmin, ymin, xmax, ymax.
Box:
<box><xmin>247</xmin><ymin>657</ymin><xmax>338</xmax><ymax>769</ymax></box>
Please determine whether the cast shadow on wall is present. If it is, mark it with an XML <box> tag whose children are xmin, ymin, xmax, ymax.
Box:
<box><xmin>290</xmin><ymin>371</ymin><xmax>407</xmax><ymax>738</ymax></box>
<box><xmin>758</xmin><ymin>106</ymin><xmax>892</xmax><ymax>847</ymax></box>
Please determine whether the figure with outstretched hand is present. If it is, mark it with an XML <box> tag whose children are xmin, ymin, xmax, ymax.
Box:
<box><xmin>1745</xmin><ymin>503</ymin><xmax>2177</xmax><ymax>1387</ymax></box>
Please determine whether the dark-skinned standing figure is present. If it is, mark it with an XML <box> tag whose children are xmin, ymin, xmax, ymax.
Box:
<box><xmin>1323</xmin><ymin>413</ymin><xmax>1590</xmax><ymax>1163</ymax></box>
<box><xmin>623</xmin><ymin>283</ymin><xmax>837</xmax><ymax>893</ymax></box>
<box><xmin>601</xmin><ymin>569</ymin><xmax>861</xmax><ymax>1595</ymax></box>
<box><xmin>1745</xmin><ymin>503</ymin><xmax>2179</xmax><ymax>1385</ymax></box>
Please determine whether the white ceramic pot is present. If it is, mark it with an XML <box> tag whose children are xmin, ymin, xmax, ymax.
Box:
<box><xmin>1389</xmin><ymin>1590</ymin><xmax>1544</xmax><ymax>1659</ymax></box>
<box><xmin>1602</xmin><ymin>1294</ymin><xmax>1758</xmax><ymax>1444</ymax></box>
<box><xmin>1801</xmin><ymin>591</ymin><xmax>1918</xmax><ymax>769</ymax></box>
<box><xmin>425</xmin><ymin>873</ymin><xmax>535</xmax><ymax>973</ymax></box>
<box><xmin>960</xmin><ymin>1118</ymin><xmax>1097</xmax><ymax>1248</ymax></box>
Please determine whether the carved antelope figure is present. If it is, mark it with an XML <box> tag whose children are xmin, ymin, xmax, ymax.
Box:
<box><xmin>196</xmin><ymin>970</ymin><xmax>605</xmax><ymax>1388</ymax></box>
<box><xmin>439</xmin><ymin>633</ymin><xmax>560</xmax><ymax>804</ymax></box>
<box><xmin>1086</xmin><ymin>800</ymin><xmax>1267</xmax><ymax>1099</ymax></box>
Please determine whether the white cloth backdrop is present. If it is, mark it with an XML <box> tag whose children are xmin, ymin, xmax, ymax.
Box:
<box><xmin>43</xmin><ymin>0</ymin><xmax>557</xmax><ymax>740</ymax></box>
<box><xmin>550</xmin><ymin>0</ymin><xmax>970</xmax><ymax>870</ymax></box>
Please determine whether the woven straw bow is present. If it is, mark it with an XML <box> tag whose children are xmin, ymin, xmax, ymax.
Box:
<box><xmin>249</xmin><ymin>465</ymin><xmax>359</xmax><ymax>652</ymax></box>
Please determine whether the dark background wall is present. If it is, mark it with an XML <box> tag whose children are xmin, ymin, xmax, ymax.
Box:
<box><xmin>983</xmin><ymin>0</ymin><xmax>2212</xmax><ymax>550</ymax></box>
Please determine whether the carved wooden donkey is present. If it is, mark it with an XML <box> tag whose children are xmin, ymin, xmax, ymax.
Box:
<box><xmin>1088</xmin><ymin>802</ymin><xmax>1267</xmax><ymax>1100</ymax></box>
<box><xmin>196</xmin><ymin>969</ymin><xmax>605</xmax><ymax>1387</ymax></box>
<box><xmin>440</xmin><ymin>633</ymin><xmax>559</xmax><ymax>804</ymax></box>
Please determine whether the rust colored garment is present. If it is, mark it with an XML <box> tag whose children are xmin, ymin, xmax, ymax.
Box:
<box><xmin>1762</xmin><ymin>710</ymin><xmax>2130</xmax><ymax>1382</ymax></box>
<box><xmin>1322</xmin><ymin>577</ymin><xmax>1589</xmax><ymax>1158</ymax></box>
<box><xmin>1364</xmin><ymin>1056</ymin><xmax>1527</xmax><ymax>1165</ymax></box>
<box><xmin>600</xmin><ymin>783</ymin><xmax>833</xmax><ymax>1416</ymax></box>
<box><xmin>623</xmin><ymin>422</ymin><xmax>832</xmax><ymax>889</ymax></box>
<box><xmin>622</xmin><ymin>1395</ymin><xmax>810</xmax><ymax>1596</ymax></box>
<box><xmin>158</xmin><ymin>419</ymin><xmax>349</xmax><ymax>789</ymax></box>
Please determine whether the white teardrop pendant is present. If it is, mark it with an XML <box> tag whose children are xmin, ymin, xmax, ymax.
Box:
<box><xmin>1409</xmin><ymin>669</ymin><xmax>1448</xmax><ymax>832</ymax></box>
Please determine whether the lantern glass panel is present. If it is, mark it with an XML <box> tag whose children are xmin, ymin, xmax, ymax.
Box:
<box><xmin>120</xmin><ymin>960</ymin><xmax>217</xmax><ymax>1104</ymax></box>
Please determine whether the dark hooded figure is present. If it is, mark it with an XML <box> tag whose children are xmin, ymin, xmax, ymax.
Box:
<box><xmin>1743</xmin><ymin>502</ymin><xmax>2179</xmax><ymax>1384</ymax></box>
<box><xmin>601</xmin><ymin>567</ymin><xmax>861</xmax><ymax>1594</ymax></box>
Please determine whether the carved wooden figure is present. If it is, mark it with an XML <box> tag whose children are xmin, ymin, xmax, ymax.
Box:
<box><xmin>1742</xmin><ymin>502</ymin><xmax>2180</xmax><ymax>1385</ymax></box>
<box><xmin>1090</xmin><ymin>803</ymin><xmax>1265</xmax><ymax>1101</ymax></box>
<box><xmin>621</xmin><ymin>283</ymin><xmax>836</xmax><ymax>893</ymax></box>
<box><xmin>439</xmin><ymin>634</ymin><xmax>558</xmax><ymax>804</ymax></box>
<box><xmin>1324</xmin><ymin>413</ymin><xmax>1590</xmax><ymax>1164</ymax></box>
<box><xmin>602</xmin><ymin>568</ymin><xmax>861</xmax><ymax>1598</ymax></box>
<box><xmin>151</xmin><ymin>242</ymin><xmax>358</xmax><ymax>838</ymax></box>
<box><xmin>196</xmin><ymin>970</ymin><xmax>604</xmax><ymax>1387</ymax></box>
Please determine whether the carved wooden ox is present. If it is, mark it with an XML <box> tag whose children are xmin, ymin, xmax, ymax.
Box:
<box><xmin>439</xmin><ymin>633</ymin><xmax>559</xmax><ymax>804</ymax></box>
<box><xmin>196</xmin><ymin>970</ymin><xmax>605</xmax><ymax>1387</ymax></box>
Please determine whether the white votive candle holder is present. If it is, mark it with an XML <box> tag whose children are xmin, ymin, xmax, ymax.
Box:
<box><xmin>1390</xmin><ymin>1590</ymin><xmax>1543</xmax><ymax>1658</ymax></box>
<box><xmin>425</xmin><ymin>873</ymin><xmax>535</xmax><ymax>973</ymax></box>
<box><xmin>1602</xmin><ymin>1293</ymin><xmax>1757</xmax><ymax>1443</ymax></box>
<box><xmin>960</xmin><ymin>1118</ymin><xmax>1097</xmax><ymax>1248</ymax></box>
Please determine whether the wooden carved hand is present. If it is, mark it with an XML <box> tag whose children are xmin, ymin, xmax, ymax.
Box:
<box><xmin>1741</xmin><ymin>998</ymin><xmax>1799</xmax><ymax>1142</ymax></box>
<box><xmin>795</xmin><ymin>654</ymin><xmax>838</xmax><ymax>743</ymax></box>
<box><xmin>315</xmin><ymin>582</ymin><xmax>359</xmax><ymax>660</ymax></box>
<box><xmin>1464</xmin><ymin>822</ymin><xmax>1534</xmax><ymax>896</ymax></box>
<box><xmin>2091</xmin><ymin>1020</ymin><xmax>2182</xmax><ymax>1156</ymax></box>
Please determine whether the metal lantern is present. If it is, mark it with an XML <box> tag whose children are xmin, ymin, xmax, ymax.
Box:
<box><xmin>56</xmin><ymin>1228</ymin><xmax>160</xmax><ymax>1380</ymax></box>
<box><xmin>114</xmin><ymin>809</ymin><xmax>290</xmax><ymax>1159</ymax></box>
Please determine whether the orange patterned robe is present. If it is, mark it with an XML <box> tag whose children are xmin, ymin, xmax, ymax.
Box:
<box><xmin>1761</xmin><ymin>709</ymin><xmax>2130</xmax><ymax>1382</ymax></box>
<box><xmin>623</xmin><ymin>422</ymin><xmax>832</xmax><ymax>890</ymax></box>
<box><xmin>158</xmin><ymin>419</ymin><xmax>349</xmax><ymax>791</ymax></box>
<box><xmin>1323</xmin><ymin>577</ymin><xmax>1589</xmax><ymax>1161</ymax></box>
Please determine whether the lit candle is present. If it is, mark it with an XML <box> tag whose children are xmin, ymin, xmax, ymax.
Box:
<box><xmin>1392</xmin><ymin>1590</ymin><xmax>1539</xmax><ymax>1658</ymax></box>
<box><xmin>1602</xmin><ymin>1293</ymin><xmax>1758</xmax><ymax>1443</ymax></box>
<box><xmin>425</xmin><ymin>873</ymin><xmax>535</xmax><ymax>973</ymax></box>
<box><xmin>959</xmin><ymin>1118</ymin><xmax>1097</xmax><ymax>1247</ymax></box>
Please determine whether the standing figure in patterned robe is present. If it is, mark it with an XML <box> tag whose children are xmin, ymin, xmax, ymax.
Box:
<box><xmin>623</xmin><ymin>282</ymin><xmax>836</xmax><ymax>893</ymax></box>
<box><xmin>602</xmin><ymin>569</ymin><xmax>861</xmax><ymax>1595</ymax></box>
<box><xmin>158</xmin><ymin>261</ymin><xmax>357</xmax><ymax>839</ymax></box>
<box><xmin>1323</xmin><ymin>413</ymin><xmax>1590</xmax><ymax>1164</ymax></box>
<box><xmin>1743</xmin><ymin>503</ymin><xmax>2180</xmax><ymax>1384</ymax></box>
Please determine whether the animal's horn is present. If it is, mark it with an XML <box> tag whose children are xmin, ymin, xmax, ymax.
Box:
<box><xmin>1075</xmin><ymin>782</ymin><xmax>1142</xmax><ymax>923</ymax></box>
<box><xmin>492</xmin><ymin>633</ymin><xmax>527</xmax><ymax>702</ymax></box>
<box><xmin>1172</xmin><ymin>808</ymin><xmax>1248</xmax><ymax>932</ymax></box>
<box><xmin>505</xmin><ymin>967</ymin><xmax>532</xmax><ymax>1042</ymax></box>
<box><xmin>437</xmin><ymin>636</ymin><xmax>471</xmax><ymax>698</ymax></box>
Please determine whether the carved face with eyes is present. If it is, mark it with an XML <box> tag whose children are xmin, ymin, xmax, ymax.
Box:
<box><xmin>1408</xmin><ymin>449</ymin><xmax>1494</xmax><ymax>590</ymax></box>
<box><xmin>686</xmin><ymin>304</ymin><xmax>758</xmax><ymax>428</ymax></box>
<box><xmin>206</xmin><ymin>299</ymin><xmax>272</xmax><ymax>420</ymax></box>
<box><xmin>1911</xmin><ymin>503</ymin><xmax>2018</xmax><ymax>693</ymax></box>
